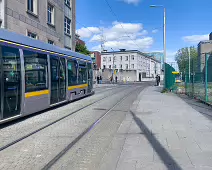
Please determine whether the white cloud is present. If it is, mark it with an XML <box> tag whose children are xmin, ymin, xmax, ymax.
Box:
<box><xmin>91</xmin><ymin>37</ymin><xmax>154</xmax><ymax>51</ymax></box>
<box><xmin>90</xmin><ymin>21</ymin><xmax>146</xmax><ymax>42</ymax></box>
<box><xmin>78</xmin><ymin>21</ymin><xmax>153</xmax><ymax>51</ymax></box>
<box><xmin>120</xmin><ymin>0</ymin><xmax>141</xmax><ymax>5</ymax></box>
<box><xmin>76</xmin><ymin>27</ymin><xmax>100</xmax><ymax>38</ymax></box>
<box><xmin>152</xmin><ymin>29</ymin><xmax>158</xmax><ymax>34</ymax></box>
<box><xmin>182</xmin><ymin>34</ymin><xmax>209</xmax><ymax>44</ymax></box>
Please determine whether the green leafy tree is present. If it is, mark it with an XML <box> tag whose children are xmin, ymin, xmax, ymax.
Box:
<box><xmin>175</xmin><ymin>46</ymin><xmax>198</xmax><ymax>74</ymax></box>
<box><xmin>75</xmin><ymin>44</ymin><xmax>90</xmax><ymax>55</ymax></box>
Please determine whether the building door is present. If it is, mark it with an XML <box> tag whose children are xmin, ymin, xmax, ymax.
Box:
<box><xmin>50</xmin><ymin>56</ymin><xmax>66</xmax><ymax>104</ymax></box>
<box><xmin>87</xmin><ymin>63</ymin><xmax>93</xmax><ymax>93</ymax></box>
<box><xmin>0</xmin><ymin>46</ymin><xmax>21</xmax><ymax>120</ymax></box>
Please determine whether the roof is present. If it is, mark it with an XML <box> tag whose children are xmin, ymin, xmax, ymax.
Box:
<box><xmin>0</xmin><ymin>28</ymin><xmax>91</xmax><ymax>61</ymax></box>
<box><xmin>198</xmin><ymin>40</ymin><xmax>212</xmax><ymax>46</ymax></box>
<box><xmin>101</xmin><ymin>50</ymin><xmax>161</xmax><ymax>63</ymax></box>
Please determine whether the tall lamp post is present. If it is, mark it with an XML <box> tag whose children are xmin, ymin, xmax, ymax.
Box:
<box><xmin>111</xmin><ymin>48</ymin><xmax>115</xmax><ymax>82</ymax></box>
<box><xmin>150</xmin><ymin>5</ymin><xmax>166</xmax><ymax>87</ymax></box>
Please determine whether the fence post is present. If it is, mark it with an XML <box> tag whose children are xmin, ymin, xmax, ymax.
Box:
<box><xmin>205</xmin><ymin>53</ymin><xmax>209</xmax><ymax>102</ymax></box>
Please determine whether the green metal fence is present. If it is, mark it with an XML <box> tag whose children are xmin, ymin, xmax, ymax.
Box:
<box><xmin>165</xmin><ymin>63</ymin><xmax>176</xmax><ymax>90</ymax></box>
<box><xmin>184</xmin><ymin>53</ymin><xmax>212</xmax><ymax>104</ymax></box>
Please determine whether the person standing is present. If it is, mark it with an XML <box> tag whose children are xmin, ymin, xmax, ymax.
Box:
<box><xmin>115</xmin><ymin>76</ymin><xmax>117</xmax><ymax>83</ymax></box>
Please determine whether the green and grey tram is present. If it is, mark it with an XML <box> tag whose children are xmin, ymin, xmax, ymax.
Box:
<box><xmin>0</xmin><ymin>29</ymin><xmax>94</xmax><ymax>124</ymax></box>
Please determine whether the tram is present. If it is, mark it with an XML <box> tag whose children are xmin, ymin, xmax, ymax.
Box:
<box><xmin>0</xmin><ymin>29</ymin><xmax>94</xmax><ymax>124</ymax></box>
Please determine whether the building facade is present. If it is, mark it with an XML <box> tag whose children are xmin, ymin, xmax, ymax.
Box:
<box><xmin>90</xmin><ymin>51</ymin><xmax>101</xmax><ymax>69</ymax></box>
<box><xmin>101</xmin><ymin>49</ymin><xmax>161</xmax><ymax>81</ymax></box>
<box><xmin>75</xmin><ymin>33</ymin><xmax>85</xmax><ymax>46</ymax></box>
<box><xmin>0</xmin><ymin>0</ymin><xmax>76</xmax><ymax>50</ymax></box>
<box><xmin>198</xmin><ymin>40</ymin><xmax>212</xmax><ymax>71</ymax></box>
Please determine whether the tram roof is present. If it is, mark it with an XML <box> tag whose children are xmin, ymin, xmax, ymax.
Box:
<box><xmin>0</xmin><ymin>28</ymin><xmax>92</xmax><ymax>62</ymax></box>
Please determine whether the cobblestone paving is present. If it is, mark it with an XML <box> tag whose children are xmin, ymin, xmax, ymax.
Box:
<box><xmin>0</xmin><ymin>86</ymin><xmax>126</xmax><ymax>148</ymax></box>
<box><xmin>0</xmin><ymin>85</ymin><xmax>142</xmax><ymax>170</ymax></box>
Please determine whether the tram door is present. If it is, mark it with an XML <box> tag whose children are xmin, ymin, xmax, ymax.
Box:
<box><xmin>50</xmin><ymin>56</ymin><xmax>66</xmax><ymax>105</ymax></box>
<box><xmin>87</xmin><ymin>63</ymin><xmax>93</xmax><ymax>93</ymax></box>
<box><xmin>0</xmin><ymin>46</ymin><xmax>21</xmax><ymax>120</ymax></box>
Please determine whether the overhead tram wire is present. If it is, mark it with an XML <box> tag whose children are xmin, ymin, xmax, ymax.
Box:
<box><xmin>104</xmin><ymin>0</ymin><xmax>144</xmax><ymax>51</ymax></box>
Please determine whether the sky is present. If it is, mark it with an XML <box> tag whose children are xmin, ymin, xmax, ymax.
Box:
<box><xmin>76</xmin><ymin>0</ymin><xmax>212</xmax><ymax>62</ymax></box>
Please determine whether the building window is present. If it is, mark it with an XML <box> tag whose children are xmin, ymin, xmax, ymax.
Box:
<box><xmin>114</xmin><ymin>65</ymin><xmax>116</xmax><ymax>68</ymax></box>
<box><xmin>65</xmin><ymin>0</ymin><xmax>70</xmax><ymax>7</ymax></box>
<box><xmin>64</xmin><ymin>17</ymin><xmax>71</xmax><ymax>34</ymax></box>
<box><xmin>103</xmin><ymin>65</ymin><xmax>106</xmax><ymax>69</ymax></box>
<box><xmin>113</xmin><ymin>56</ymin><xmax>116</xmax><ymax>62</ymax></box>
<box><xmin>131</xmin><ymin>55</ymin><xmax>134</xmax><ymax>60</ymax></box>
<box><xmin>125</xmin><ymin>56</ymin><xmax>128</xmax><ymax>61</ymax></box>
<box><xmin>27</xmin><ymin>31</ymin><xmax>37</xmax><ymax>39</ymax></box>
<box><xmin>109</xmin><ymin>65</ymin><xmax>111</xmax><ymax>69</ymax></box>
<box><xmin>47</xmin><ymin>4</ymin><xmax>54</xmax><ymax>25</ymax></box>
<box><xmin>131</xmin><ymin>64</ymin><xmax>134</xmax><ymax>68</ymax></box>
<box><xmin>120</xmin><ymin>64</ymin><xmax>122</xmax><ymax>69</ymax></box>
<box><xmin>27</xmin><ymin>0</ymin><xmax>37</xmax><ymax>14</ymax></box>
<box><xmin>103</xmin><ymin>57</ymin><xmax>106</xmax><ymax>62</ymax></box>
<box><xmin>48</xmin><ymin>39</ymin><xmax>54</xmax><ymax>45</ymax></box>
<box><xmin>120</xmin><ymin>56</ymin><xmax>122</xmax><ymax>61</ymax></box>
<box><xmin>109</xmin><ymin>57</ymin><xmax>111</xmax><ymax>61</ymax></box>
<box><xmin>126</xmin><ymin>64</ymin><xmax>128</xmax><ymax>69</ymax></box>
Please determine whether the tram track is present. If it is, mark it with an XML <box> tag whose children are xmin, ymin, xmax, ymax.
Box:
<box><xmin>41</xmin><ymin>85</ymin><xmax>147</xmax><ymax>170</ymax></box>
<box><xmin>0</xmin><ymin>85</ymin><xmax>130</xmax><ymax>152</ymax></box>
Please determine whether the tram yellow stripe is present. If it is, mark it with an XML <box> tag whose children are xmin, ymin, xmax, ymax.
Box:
<box><xmin>68</xmin><ymin>84</ymin><xmax>88</xmax><ymax>91</ymax></box>
<box><xmin>25</xmin><ymin>90</ymin><xmax>49</xmax><ymax>98</ymax></box>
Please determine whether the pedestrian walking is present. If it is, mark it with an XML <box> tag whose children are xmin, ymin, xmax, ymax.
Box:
<box><xmin>100</xmin><ymin>76</ymin><xmax>102</xmax><ymax>84</ymax></box>
<box><xmin>155</xmin><ymin>75</ymin><xmax>158</xmax><ymax>86</ymax></box>
<box><xmin>97</xmin><ymin>76</ymin><xmax>100</xmax><ymax>84</ymax></box>
<box><xmin>158</xmin><ymin>75</ymin><xmax>161</xmax><ymax>86</ymax></box>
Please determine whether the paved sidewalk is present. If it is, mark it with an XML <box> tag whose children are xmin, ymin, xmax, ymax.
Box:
<box><xmin>100</xmin><ymin>86</ymin><xmax>212</xmax><ymax>170</ymax></box>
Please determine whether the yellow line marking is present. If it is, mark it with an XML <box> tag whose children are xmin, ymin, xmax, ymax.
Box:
<box><xmin>25</xmin><ymin>90</ymin><xmax>49</xmax><ymax>98</ymax></box>
<box><xmin>68</xmin><ymin>84</ymin><xmax>88</xmax><ymax>91</ymax></box>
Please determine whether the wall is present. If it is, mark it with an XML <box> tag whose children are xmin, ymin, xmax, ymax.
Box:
<box><xmin>5</xmin><ymin>0</ymin><xmax>64</xmax><ymax>47</ymax></box>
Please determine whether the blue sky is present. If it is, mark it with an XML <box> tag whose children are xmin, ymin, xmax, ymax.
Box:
<box><xmin>76</xmin><ymin>0</ymin><xmax>212</xmax><ymax>62</ymax></box>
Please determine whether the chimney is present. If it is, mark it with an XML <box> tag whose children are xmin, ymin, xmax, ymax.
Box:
<box><xmin>120</xmin><ymin>49</ymin><xmax>126</xmax><ymax>52</ymax></box>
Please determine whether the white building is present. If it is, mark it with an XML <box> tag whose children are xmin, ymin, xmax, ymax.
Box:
<box><xmin>101</xmin><ymin>49</ymin><xmax>161</xmax><ymax>81</ymax></box>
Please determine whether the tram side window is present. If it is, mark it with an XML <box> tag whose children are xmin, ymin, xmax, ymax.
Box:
<box><xmin>67</xmin><ymin>60</ymin><xmax>77</xmax><ymax>86</ymax></box>
<box><xmin>78</xmin><ymin>63</ymin><xmax>87</xmax><ymax>84</ymax></box>
<box><xmin>87</xmin><ymin>63</ymin><xmax>92</xmax><ymax>79</ymax></box>
<box><xmin>24</xmin><ymin>50</ymin><xmax>48</xmax><ymax>92</ymax></box>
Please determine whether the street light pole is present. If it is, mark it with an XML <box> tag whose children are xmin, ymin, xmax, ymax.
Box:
<box><xmin>111</xmin><ymin>48</ymin><xmax>115</xmax><ymax>83</ymax></box>
<box><xmin>163</xmin><ymin>7</ymin><xmax>166</xmax><ymax>87</ymax></box>
<box><xmin>150</xmin><ymin>5</ymin><xmax>166</xmax><ymax>88</ymax></box>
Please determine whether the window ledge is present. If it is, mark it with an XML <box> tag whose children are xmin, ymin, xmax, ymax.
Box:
<box><xmin>26</xmin><ymin>10</ymin><xmax>38</xmax><ymax>18</ymax></box>
<box><xmin>65</xmin><ymin>3</ymin><xmax>72</xmax><ymax>10</ymax></box>
<box><xmin>65</xmin><ymin>32</ymin><xmax>72</xmax><ymax>38</ymax></box>
<box><xmin>47</xmin><ymin>22</ymin><xmax>55</xmax><ymax>28</ymax></box>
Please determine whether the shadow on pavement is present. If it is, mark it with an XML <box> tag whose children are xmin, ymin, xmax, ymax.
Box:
<box><xmin>130</xmin><ymin>110</ymin><xmax>182</xmax><ymax>170</ymax></box>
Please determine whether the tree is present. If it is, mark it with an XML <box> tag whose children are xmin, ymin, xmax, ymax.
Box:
<box><xmin>175</xmin><ymin>46</ymin><xmax>198</xmax><ymax>74</ymax></box>
<box><xmin>75</xmin><ymin>44</ymin><xmax>90</xmax><ymax>55</ymax></box>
